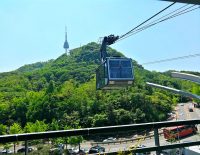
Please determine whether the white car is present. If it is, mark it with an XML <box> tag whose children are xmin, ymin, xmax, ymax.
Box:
<box><xmin>103</xmin><ymin>137</ymin><xmax>116</xmax><ymax>142</ymax></box>
<box><xmin>1</xmin><ymin>149</ymin><xmax>13</xmax><ymax>154</ymax></box>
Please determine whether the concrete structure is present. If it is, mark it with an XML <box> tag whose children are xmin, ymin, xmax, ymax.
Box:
<box><xmin>161</xmin><ymin>0</ymin><xmax>200</xmax><ymax>5</ymax></box>
<box><xmin>171</xmin><ymin>72</ymin><xmax>200</xmax><ymax>85</ymax></box>
<box><xmin>146</xmin><ymin>82</ymin><xmax>200</xmax><ymax>100</ymax></box>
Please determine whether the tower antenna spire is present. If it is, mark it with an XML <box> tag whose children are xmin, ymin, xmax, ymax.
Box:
<box><xmin>65</xmin><ymin>26</ymin><xmax>67</xmax><ymax>41</ymax></box>
<box><xmin>63</xmin><ymin>26</ymin><xmax>69</xmax><ymax>55</ymax></box>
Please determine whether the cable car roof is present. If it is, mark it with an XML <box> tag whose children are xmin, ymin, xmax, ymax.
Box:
<box><xmin>160</xmin><ymin>0</ymin><xmax>200</xmax><ymax>5</ymax></box>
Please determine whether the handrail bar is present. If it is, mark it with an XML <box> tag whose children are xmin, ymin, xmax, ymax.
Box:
<box><xmin>103</xmin><ymin>141</ymin><xmax>200</xmax><ymax>154</ymax></box>
<box><xmin>0</xmin><ymin>119</ymin><xmax>199</xmax><ymax>143</ymax></box>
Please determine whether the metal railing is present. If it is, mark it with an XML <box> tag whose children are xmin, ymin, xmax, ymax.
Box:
<box><xmin>0</xmin><ymin>119</ymin><xmax>200</xmax><ymax>154</ymax></box>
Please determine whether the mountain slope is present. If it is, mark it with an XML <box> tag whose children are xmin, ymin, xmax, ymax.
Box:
<box><xmin>0</xmin><ymin>42</ymin><xmax>199</xmax><ymax>130</ymax></box>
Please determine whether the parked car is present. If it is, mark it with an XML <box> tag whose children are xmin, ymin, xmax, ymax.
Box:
<box><xmin>161</xmin><ymin>148</ymin><xmax>183</xmax><ymax>155</ymax></box>
<box><xmin>103</xmin><ymin>137</ymin><xmax>116</xmax><ymax>142</ymax></box>
<box><xmin>167</xmin><ymin>112</ymin><xmax>173</xmax><ymax>116</ymax></box>
<box><xmin>188</xmin><ymin>104</ymin><xmax>194</xmax><ymax>112</ymax></box>
<box><xmin>17</xmin><ymin>147</ymin><xmax>33</xmax><ymax>153</ymax></box>
<box><xmin>76</xmin><ymin>149</ymin><xmax>88</xmax><ymax>155</ymax></box>
<box><xmin>1</xmin><ymin>149</ymin><xmax>13</xmax><ymax>154</ymax></box>
<box><xmin>57</xmin><ymin>143</ymin><xmax>64</xmax><ymax>149</ymax></box>
<box><xmin>129</xmin><ymin>145</ymin><xmax>150</xmax><ymax>155</ymax></box>
<box><xmin>89</xmin><ymin>145</ymin><xmax>105</xmax><ymax>154</ymax></box>
<box><xmin>67</xmin><ymin>148</ymin><xmax>88</xmax><ymax>155</ymax></box>
<box><xmin>66</xmin><ymin>148</ymin><xmax>75</xmax><ymax>154</ymax></box>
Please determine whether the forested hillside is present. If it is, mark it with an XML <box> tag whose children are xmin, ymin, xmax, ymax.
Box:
<box><xmin>0</xmin><ymin>42</ymin><xmax>199</xmax><ymax>134</ymax></box>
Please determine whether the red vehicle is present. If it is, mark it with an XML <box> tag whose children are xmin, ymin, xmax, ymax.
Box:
<box><xmin>163</xmin><ymin>125</ymin><xmax>197</xmax><ymax>140</ymax></box>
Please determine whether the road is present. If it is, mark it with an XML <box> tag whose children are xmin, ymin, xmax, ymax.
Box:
<box><xmin>80</xmin><ymin>102</ymin><xmax>200</xmax><ymax>153</ymax></box>
<box><xmin>176</xmin><ymin>102</ymin><xmax>200</xmax><ymax>120</ymax></box>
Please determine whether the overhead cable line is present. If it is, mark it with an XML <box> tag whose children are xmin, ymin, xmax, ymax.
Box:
<box><xmin>141</xmin><ymin>53</ymin><xmax>200</xmax><ymax>65</ymax></box>
<box><xmin>136</xmin><ymin>3</ymin><xmax>189</xmax><ymax>28</ymax></box>
<box><xmin>117</xmin><ymin>4</ymin><xmax>199</xmax><ymax>42</ymax></box>
<box><xmin>116</xmin><ymin>4</ymin><xmax>190</xmax><ymax>42</ymax></box>
<box><xmin>119</xmin><ymin>2</ymin><xmax>176</xmax><ymax>40</ymax></box>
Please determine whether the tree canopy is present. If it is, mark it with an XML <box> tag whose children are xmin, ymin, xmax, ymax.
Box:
<box><xmin>0</xmin><ymin>42</ymin><xmax>199</xmax><ymax>135</ymax></box>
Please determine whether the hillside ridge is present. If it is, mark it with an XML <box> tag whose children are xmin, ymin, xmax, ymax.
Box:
<box><xmin>0</xmin><ymin>42</ymin><xmax>199</xmax><ymax>132</ymax></box>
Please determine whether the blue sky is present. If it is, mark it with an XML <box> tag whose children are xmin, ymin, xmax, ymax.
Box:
<box><xmin>0</xmin><ymin>0</ymin><xmax>199</xmax><ymax>73</ymax></box>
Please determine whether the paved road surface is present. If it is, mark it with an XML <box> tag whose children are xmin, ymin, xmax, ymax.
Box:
<box><xmin>81</xmin><ymin>102</ymin><xmax>200</xmax><ymax>153</ymax></box>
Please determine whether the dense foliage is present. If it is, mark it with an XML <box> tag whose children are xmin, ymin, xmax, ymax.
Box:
<box><xmin>0</xmin><ymin>42</ymin><xmax>199</xmax><ymax>135</ymax></box>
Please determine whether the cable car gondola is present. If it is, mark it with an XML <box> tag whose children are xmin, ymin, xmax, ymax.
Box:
<box><xmin>96</xmin><ymin>35</ymin><xmax>134</xmax><ymax>90</ymax></box>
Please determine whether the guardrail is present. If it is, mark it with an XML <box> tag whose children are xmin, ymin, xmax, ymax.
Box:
<box><xmin>0</xmin><ymin>119</ymin><xmax>200</xmax><ymax>154</ymax></box>
<box><xmin>102</xmin><ymin>141</ymin><xmax>200</xmax><ymax>155</ymax></box>
<box><xmin>91</xmin><ymin>131</ymin><xmax>163</xmax><ymax>146</ymax></box>
<box><xmin>1</xmin><ymin>119</ymin><xmax>199</xmax><ymax>143</ymax></box>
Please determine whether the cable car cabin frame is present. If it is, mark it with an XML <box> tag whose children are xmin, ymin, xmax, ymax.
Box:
<box><xmin>96</xmin><ymin>57</ymin><xmax>134</xmax><ymax>90</ymax></box>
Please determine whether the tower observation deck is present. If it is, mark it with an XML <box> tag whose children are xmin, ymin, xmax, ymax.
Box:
<box><xmin>63</xmin><ymin>26</ymin><xmax>69</xmax><ymax>54</ymax></box>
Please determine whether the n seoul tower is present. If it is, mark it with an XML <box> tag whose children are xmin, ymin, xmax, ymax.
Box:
<box><xmin>63</xmin><ymin>26</ymin><xmax>69</xmax><ymax>55</ymax></box>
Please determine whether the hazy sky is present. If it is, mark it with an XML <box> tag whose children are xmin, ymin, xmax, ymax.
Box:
<box><xmin>0</xmin><ymin>0</ymin><xmax>199</xmax><ymax>73</ymax></box>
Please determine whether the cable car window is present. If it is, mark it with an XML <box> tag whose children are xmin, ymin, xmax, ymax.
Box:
<box><xmin>109</xmin><ymin>60</ymin><xmax>120</xmax><ymax>67</ymax></box>
<box><xmin>96</xmin><ymin>63</ymin><xmax>107</xmax><ymax>89</ymax></box>
<box><xmin>110</xmin><ymin>68</ymin><xmax>120</xmax><ymax>78</ymax></box>
<box><xmin>121</xmin><ymin>68</ymin><xmax>133</xmax><ymax>78</ymax></box>
<box><xmin>108</xmin><ymin>58</ymin><xmax>133</xmax><ymax>79</ymax></box>
<box><xmin>96</xmin><ymin>58</ymin><xmax>134</xmax><ymax>90</ymax></box>
<box><xmin>121</xmin><ymin>60</ymin><xmax>131</xmax><ymax>67</ymax></box>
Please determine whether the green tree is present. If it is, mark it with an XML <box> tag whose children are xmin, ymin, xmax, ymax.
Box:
<box><xmin>46</xmin><ymin>80</ymin><xmax>55</xmax><ymax>94</ymax></box>
<box><xmin>67</xmin><ymin>136</ymin><xmax>83</xmax><ymax>153</ymax></box>
<box><xmin>24</xmin><ymin>120</ymin><xmax>48</xmax><ymax>133</ymax></box>
<box><xmin>133</xmin><ymin>108</ymin><xmax>146</xmax><ymax>123</ymax></box>
<box><xmin>10</xmin><ymin>122</ymin><xmax>22</xmax><ymax>134</ymax></box>
<box><xmin>10</xmin><ymin>123</ymin><xmax>23</xmax><ymax>153</ymax></box>
<box><xmin>0</xmin><ymin>124</ymin><xmax>7</xmax><ymax>135</ymax></box>
<box><xmin>49</xmin><ymin>119</ymin><xmax>60</xmax><ymax>131</ymax></box>
<box><xmin>114</xmin><ymin>109</ymin><xmax>133</xmax><ymax>125</ymax></box>
<box><xmin>92</xmin><ymin>113</ymin><xmax>108</xmax><ymax>127</ymax></box>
